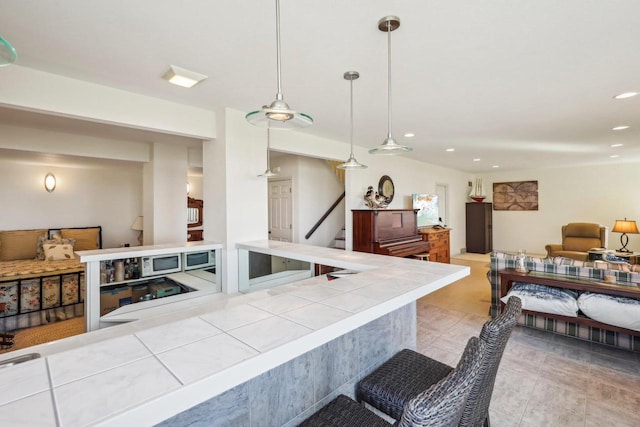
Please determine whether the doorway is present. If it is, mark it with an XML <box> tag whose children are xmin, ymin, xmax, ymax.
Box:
<box><xmin>268</xmin><ymin>178</ymin><xmax>293</xmax><ymax>242</ymax></box>
<box><xmin>435</xmin><ymin>183</ymin><xmax>448</xmax><ymax>226</ymax></box>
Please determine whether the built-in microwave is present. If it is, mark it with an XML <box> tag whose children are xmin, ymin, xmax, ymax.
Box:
<box><xmin>140</xmin><ymin>253</ymin><xmax>182</xmax><ymax>277</ymax></box>
<box><xmin>183</xmin><ymin>250</ymin><xmax>216</xmax><ymax>271</ymax></box>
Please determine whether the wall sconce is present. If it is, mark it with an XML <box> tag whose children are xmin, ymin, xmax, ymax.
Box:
<box><xmin>44</xmin><ymin>173</ymin><xmax>56</xmax><ymax>192</ymax></box>
<box><xmin>187</xmin><ymin>182</ymin><xmax>191</xmax><ymax>195</ymax></box>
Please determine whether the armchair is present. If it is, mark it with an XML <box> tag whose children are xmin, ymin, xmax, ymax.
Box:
<box><xmin>545</xmin><ymin>222</ymin><xmax>608</xmax><ymax>261</ymax></box>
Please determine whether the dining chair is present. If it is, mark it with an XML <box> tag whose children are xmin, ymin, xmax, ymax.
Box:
<box><xmin>298</xmin><ymin>336</ymin><xmax>485</xmax><ymax>427</ymax></box>
<box><xmin>356</xmin><ymin>296</ymin><xmax>522</xmax><ymax>426</ymax></box>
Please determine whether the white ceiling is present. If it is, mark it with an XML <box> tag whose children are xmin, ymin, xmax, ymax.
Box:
<box><xmin>1</xmin><ymin>0</ymin><xmax>640</xmax><ymax>173</ymax></box>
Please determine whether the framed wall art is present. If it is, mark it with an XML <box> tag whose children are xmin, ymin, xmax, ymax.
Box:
<box><xmin>412</xmin><ymin>194</ymin><xmax>439</xmax><ymax>227</ymax></box>
<box><xmin>493</xmin><ymin>181</ymin><xmax>538</xmax><ymax>211</ymax></box>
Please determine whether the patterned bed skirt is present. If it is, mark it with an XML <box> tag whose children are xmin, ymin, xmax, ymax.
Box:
<box><xmin>0</xmin><ymin>269</ymin><xmax>85</xmax><ymax>331</ymax></box>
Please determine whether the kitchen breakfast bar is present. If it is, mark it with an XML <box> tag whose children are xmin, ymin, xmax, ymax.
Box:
<box><xmin>0</xmin><ymin>241</ymin><xmax>469</xmax><ymax>426</ymax></box>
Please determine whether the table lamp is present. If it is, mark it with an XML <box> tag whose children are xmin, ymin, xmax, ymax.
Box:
<box><xmin>611</xmin><ymin>218</ymin><xmax>639</xmax><ymax>252</ymax></box>
<box><xmin>131</xmin><ymin>216</ymin><xmax>144</xmax><ymax>245</ymax></box>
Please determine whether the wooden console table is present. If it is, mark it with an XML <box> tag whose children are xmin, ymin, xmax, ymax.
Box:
<box><xmin>499</xmin><ymin>269</ymin><xmax>640</xmax><ymax>336</ymax></box>
<box><xmin>419</xmin><ymin>228</ymin><xmax>450</xmax><ymax>263</ymax></box>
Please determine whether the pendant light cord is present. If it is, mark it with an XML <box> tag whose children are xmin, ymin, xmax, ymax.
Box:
<box><xmin>387</xmin><ymin>21</ymin><xmax>392</xmax><ymax>139</ymax></box>
<box><xmin>350</xmin><ymin>78</ymin><xmax>354</xmax><ymax>156</ymax></box>
<box><xmin>267</xmin><ymin>127</ymin><xmax>272</xmax><ymax>170</ymax></box>
<box><xmin>275</xmin><ymin>0</ymin><xmax>283</xmax><ymax>100</ymax></box>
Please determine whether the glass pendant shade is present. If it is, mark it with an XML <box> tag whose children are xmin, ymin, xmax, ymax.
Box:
<box><xmin>0</xmin><ymin>35</ymin><xmax>17</xmax><ymax>67</ymax></box>
<box><xmin>246</xmin><ymin>0</ymin><xmax>313</xmax><ymax>129</ymax></box>
<box><xmin>258</xmin><ymin>127</ymin><xmax>279</xmax><ymax>177</ymax></box>
<box><xmin>369</xmin><ymin>16</ymin><xmax>411</xmax><ymax>155</ymax></box>
<box><xmin>370</xmin><ymin>135</ymin><xmax>412</xmax><ymax>155</ymax></box>
<box><xmin>338</xmin><ymin>154</ymin><xmax>367</xmax><ymax>169</ymax></box>
<box><xmin>338</xmin><ymin>71</ymin><xmax>367</xmax><ymax>170</ymax></box>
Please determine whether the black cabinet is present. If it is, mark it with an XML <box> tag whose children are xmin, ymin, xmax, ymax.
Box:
<box><xmin>466</xmin><ymin>202</ymin><xmax>492</xmax><ymax>254</ymax></box>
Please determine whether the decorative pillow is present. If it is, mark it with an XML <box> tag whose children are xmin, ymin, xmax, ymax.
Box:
<box><xmin>578</xmin><ymin>292</ymin><xmax>640</xmax><ymax>332</ymax></box>
<box><xmin>553</xmin><ymin>257</ymin><xmax>591</xmax><ymax>267</ymax></box>
<box><xmin>0</xmin><ymin>229</ymin><xmax>47</xmax><ymax>261</ymax></box>
<box><xmin>501</xmin><ymin>282</ymin><xmax>579</xmax><ymax>317</ymax></box>
<box><xmin>36</xmin><ymin>237</ymin><xmax>76</xmax><ymax>260</ymax></box>
<box><xmin>60</xmin><ymin>227</ymin><xmax>100</xmax><ymax>251</ymax></box>
<box><xmin>42</xmin><ymin>243</ymin><xmax>76</xmax><ymax>261</ymax></box>
<box><xmin>593</xmin><ymin>261</ymin><xmax>632</xmax><ymax>272</ymax></box>
<box><xmin>492</xmin><ymin>251</ymin><xmax>551</xmax><ymax>264</ymax></box>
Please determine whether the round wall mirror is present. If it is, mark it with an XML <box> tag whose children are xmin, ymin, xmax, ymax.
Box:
<box><xmin>378</xmin><ymin>175</ymin><xmax>395</xmax><ymax>203</ymax></box>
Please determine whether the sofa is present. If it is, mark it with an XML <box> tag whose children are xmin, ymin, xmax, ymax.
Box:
<box><xmin>544</xmin><ymin>222</ymin><xmax>608</xmax><ymax>261</ymax></box>
<box><xmin>489</xmin><ymin>251</ymin><xmax>639</xmax><ymax>352</ymax></box>
<box><xmin>0</xmin><ymin>226</ymin><xmax>101</xmax><ymax>330</ymax></box>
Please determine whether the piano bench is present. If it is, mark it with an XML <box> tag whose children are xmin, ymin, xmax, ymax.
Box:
<box><xmin>412</xmin><ymin>253</ymin><xmax>430</xmax><ymax>261</ymax></box>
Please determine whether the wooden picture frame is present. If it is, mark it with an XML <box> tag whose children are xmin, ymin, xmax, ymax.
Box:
<box><xmin>187</xmin><ymin>197</ymin><xmax>203</xmax><ymax>228</ymax></box>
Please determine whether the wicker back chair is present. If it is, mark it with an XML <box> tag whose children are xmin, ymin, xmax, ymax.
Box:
<box><xmin>459</xmin><ymin>296</ymin><xmax>522</xmax><ymax>426</ymax></box>
<box><xmin>399</xmin><ymin>336</ymin><xmax>484</xmax><ymax>427</ymax></box>
<box><xmin>297</xmin><ymin>336</ymin><xmax>484</xmax><ymax>427</ymax></box>
<box><xmin>356</xmin><ymin>297</ymin><xmax>522</xmax><ymax>426</ymax></box>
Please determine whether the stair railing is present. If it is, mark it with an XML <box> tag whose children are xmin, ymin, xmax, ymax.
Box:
<box><xmin>305</xmin><ymin>191</ymin><xmax>345</xmax><ymax>240</ymax></box>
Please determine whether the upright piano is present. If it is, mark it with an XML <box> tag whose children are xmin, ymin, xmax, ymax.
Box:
<box><xmin>352</xmin><ymin>209</ymin><xmax>431</xmax><ymax>257</ymax></box>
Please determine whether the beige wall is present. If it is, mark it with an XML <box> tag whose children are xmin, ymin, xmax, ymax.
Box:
<box><xmin>0</xmin><ymin>151</ymin><xmax>143</xmax><ymax>248</ymax></box>
<box><xmin>481</xmin><ymin>163</ymin><xmax>640</xmax><ymax>255</ymax></box>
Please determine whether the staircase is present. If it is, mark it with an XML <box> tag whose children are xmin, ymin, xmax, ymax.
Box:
<box><xmin>326</xmin><ymin>161</ymin><xmax>346</xmax><ymax>249</ymax></box>
<box><xmin>332</xmin><ymin>227</ymin><xmax>346</xmax><ymax>250</ymax></box>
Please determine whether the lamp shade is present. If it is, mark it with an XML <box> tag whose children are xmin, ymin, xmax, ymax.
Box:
<box><xmin>612</xmin><ymin>218</ymin><xmax>639</xmax><ymax>234</ymax></box>
<box><xmin>131</xmin><ymin>216</ymin><xmax>144</xmax><ymax>231</ymax></box>
<box><xmin>0</xmin><ymin>35</ymin><xmax>17</xmax><ymax>67</ymax></box>
<box><xmin>246</xmin><ymin>0</ymin><xmax>313</xmax><ymax>129</ymax></box>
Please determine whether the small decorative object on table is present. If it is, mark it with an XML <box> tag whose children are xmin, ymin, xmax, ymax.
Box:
<box><xmin>364</xmin><ymin>185</ymin><xmax>390</xmax><ymax>209</ymax></box>
<box><xmin>515</xmin><ymin>249</ymin><xmax>529</xmax><ymax>273</ymax></box>
<box><xmin>469</xmin><ymin>178</ymin><xmax>486</xmax><ymax>202</ymax></box>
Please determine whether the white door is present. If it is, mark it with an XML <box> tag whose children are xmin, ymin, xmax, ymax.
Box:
<box><xmin>435</xmin><ymin>183</ymin><xmax>448</xmax><ymax>226</ymax></box>
<box><xmin>269</xmin><ymin>179</ymin><xmax>293</xmax><ymax>242</ymax></box>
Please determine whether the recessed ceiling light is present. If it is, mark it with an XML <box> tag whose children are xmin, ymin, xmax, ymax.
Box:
<box><xmin>446</xmin><ymin>148</ymin><xmax>455</xmax><ymax>152</ymax></box>
<box><xmin>403</xmin><ymin>133</ymin><xmax>415</xmax><ymax>138</ymax></box>
<box><xmin>610</xmin><ymin>154</ymin><xmax>620</xmax><ymax>158</ymax></box>
<box><xmin>473</xmin><ymin>158</ymin><xmax>481</xmax><ymax>162</ymax></box>
<box><xmin>612</xmin><ymin>125</ymin><xmax>630</xmax><ymax>131</ymax></box>
<box><xmin>162</xmin><ymin>65</ymin><xmax>208</xmax><ymax>88</ymax></box>
<box><xmin>613</xmin><ymin>91</ymin><xmax>638</xmax><ymax>99</ymax></box>
<box><xmin>492</xmin><ymin>165</ymin><xmax>500</xmax><ymax>168</ymax></box>
<box><xmin>611</xmin><ymin>143</ymin><xmax>624</xmax><ymax>148</ymax></box>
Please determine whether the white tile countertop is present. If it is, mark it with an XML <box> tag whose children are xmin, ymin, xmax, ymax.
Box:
<box><xmin>0</xmin><ymin>241</ymin><xmax>469</xmax><ymax>426</ymax></box>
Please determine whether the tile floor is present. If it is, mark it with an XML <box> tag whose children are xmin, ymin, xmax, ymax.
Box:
<box><xmin>418</xmin><ymin>259</ymin><xmax>640</xmax><ymax>427</ymax></box>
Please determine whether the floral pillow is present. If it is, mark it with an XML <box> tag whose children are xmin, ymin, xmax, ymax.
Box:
<box><xmin>37</xmin><ymin>237</ymin><xmax>75</xmax><ymax>260</ymax></box>
<box><xmin>42</xmin><ymin>243</ymin><xmax>76</xmax><ymax>261</ymax></box>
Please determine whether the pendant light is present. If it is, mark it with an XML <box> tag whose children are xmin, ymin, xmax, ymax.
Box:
<box><xmin>246</xmin><ymin>0</ymin><xmax>313</xmax><ymax>130</ymax></box>
<box><xmin>258</xmin><ymin>127</ymin><xmax>278</xmax><ymax>177</ymax></box>
<box><xmin>369</xmin><ymin>16</ymin><xmax>411</xmax><ymax>155</ymax></box>
<box><xmin>337</xmin><ymin>71</ymin><xmax>367</xmax><ymax>169</ymax></box>
<box><xmin>0</xmin><ymin>35</ymin><xmax>17</xmax><ymax>67</ymax></box>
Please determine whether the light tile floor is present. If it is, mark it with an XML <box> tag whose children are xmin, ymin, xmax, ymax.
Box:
<box><xmin>418</xmin><ymin>259</ymin><xmax>640</xmax><ymax>427</ymax></box>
